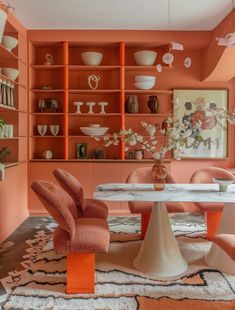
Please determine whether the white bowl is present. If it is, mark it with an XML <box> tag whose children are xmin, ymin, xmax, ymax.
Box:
<box><xmin>80</xmin><ymin>126</ymin><xmax>109</xmax><ymax>136</ymax></box>
<box><xmin>135</xmin><ymin>75</ymin><xmax>156</xmax><ymax>82</ymax></box>
<box><xmin>134</xmin><ymin>80</ymin><xmax>155</xmax><ymax>90</ymax></box>
<box><xmin>89</xmin><ymin>124</ymin><xmax>101</xmax><ymax>128</ymax></box>
<box><xmin>134</xmin><ymin>51</ymin><xmax>157</xmax><ymax>66</ymax></box>
<box><xmin>212</xmin><ymin>177</ymin><xmax>234</xmax><ymax>192</ymax></box>
<box><xmin>2</xmin><ymin>35</ymin><xmax>18</xmax><ymax>52</ymax></box>
<box><xmin>2</xmin><ymin>68</ymin><xmax>19</xmax><ymax>81</ymax></box>
<box><xmin>81</xmin><ymin>52</ymin><xmax>103</xmax><ymax>66</ymax></box>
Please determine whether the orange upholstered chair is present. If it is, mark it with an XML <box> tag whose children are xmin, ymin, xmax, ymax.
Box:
<box><xmin>31</xmin><ymin>180</ymin><xmax>110</xmax><ymax>294</ymax></box>
<box><xmin>53</xmin><ymin>169</ymin><xmax>108</xmax><ymax>220</ymax></box>
<box><xmin>126</xmin><ymin>167</ymin><xmax>192</xmax><ymax>239</ymax></box>
<box><xmin>190</xmin><ymin>167</ymin><xmax>235</xmax><ymax>240</ymax></box>
<box><xmin>214</xmin><ymin>234</ymin><xmax>235</xmax><ymax>261</ymax></box>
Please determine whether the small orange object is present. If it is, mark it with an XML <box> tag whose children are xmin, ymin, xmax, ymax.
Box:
<box><xmin>67</xmin><ymin>252</ymin><xmax>95</xmax><ymax>294</ymax></box>
<box><xmin>206</xmin><ymin>211</ymin><xmax>222</xmax><ymax>240</ymax></box>
<box><xmin>141</xmin><ymin>211</ymin><xmax>151</xmax><ymax>239</ymax></box>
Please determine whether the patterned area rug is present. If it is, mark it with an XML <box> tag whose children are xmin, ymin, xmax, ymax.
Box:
<box><xmin>1</xmin><ymin>215</ymin><xmax>235</xmax><ymax>310</ymax></box>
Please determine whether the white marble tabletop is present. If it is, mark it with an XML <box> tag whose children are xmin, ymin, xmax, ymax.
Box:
<box><xmin>94</xmin><ymin>183</ymin><xmax>235</xmax><ymax>203</ymax></box>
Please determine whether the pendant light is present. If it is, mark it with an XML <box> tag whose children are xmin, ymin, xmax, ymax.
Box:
<box><xmin>156</xmin><ymin>0</ymin><xmax>192</xmax><ymax>72</ymax></box>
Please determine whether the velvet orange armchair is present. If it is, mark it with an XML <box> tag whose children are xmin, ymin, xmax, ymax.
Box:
<box><xmin>53</xmin><ymin>168</ymin><xmax>108</xmax><ymax>220</ymax></box>
<box><xmin>190</xmin><ymin>167</ymin><xmax>235</xmax><ymax>240</ymax></box>
<box><xmin>31</xmin><ymin>180</ymin><xmax>110</xmax><ymax>294</ymax></box>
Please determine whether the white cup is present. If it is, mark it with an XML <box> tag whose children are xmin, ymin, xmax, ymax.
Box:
<box><xmin>37</xmin><ymin>125</ymin><xmax>47</xmax><ymax>136</ymax></box>
<box><xmin>50</xmin><ymin>125</ymin><xmax>59</xmax><ymax>136</ymax></box>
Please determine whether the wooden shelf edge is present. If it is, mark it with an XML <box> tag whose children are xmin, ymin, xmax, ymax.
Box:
<box><xmin>0</xmin><ymin>104</ymin><xmax>17</xmax><ymax>111</ymax></box>
<box><xmin>29</xmin><ymin>159</ymin><xmax>171</xmax><ymax>163</ymax></box>
<box><xmin>4</xmin><ymin>162</ymin><xmax>20</xmax><ymax>168</ymax></box>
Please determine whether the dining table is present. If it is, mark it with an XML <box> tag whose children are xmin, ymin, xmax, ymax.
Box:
<box><xmin>94</xmin><ymin>183</ymin><xmax>235</xmax><ymax>278</ymax></box>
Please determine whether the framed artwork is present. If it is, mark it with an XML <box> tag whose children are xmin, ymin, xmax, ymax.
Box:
<box><xmin>173</xmin><ymin>89</ymin><xmax>228</xmax><ymax>159</ymax></box>
<box><xmin>76</xmin><ymin>143</ymin><xmax>87</xmax><ymax>159</ymax></box>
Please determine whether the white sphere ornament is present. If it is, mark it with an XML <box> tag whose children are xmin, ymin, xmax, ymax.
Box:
<box><xmin>162</xmin><ymin>52</ymin><xmax>174</xmax><ymax>65</ymax></box>
<box><xmin>184</xmin><ymin>57</ymin><xmax>192</xmax><ymax>68</ymax></box>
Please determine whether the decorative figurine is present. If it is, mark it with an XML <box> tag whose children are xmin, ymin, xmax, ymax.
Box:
<box><xmin>76</xmin><ymin>143</ymin><xmax>87</xmax><ymax>159</ymax></box>
<box><xmin>86</xmin><ymin>101</ymin><xmax>96</xmax><ymax>114</ymax></box>
<box><xmin>50</xmin><ymin>125</ymin><xmax>60</xmax><ymax>136</ymax></box>
<box><xmin>98</xmin><ymin>101</ymin><xmax>108</xmax><ymax>114</ymax></box>
<box><xmin>38</xmin><ymin>98</ymin><xmax>59</xmax><ymax>112</ymax></box>
<box><xmin>44</xmin><ymin>53</ymin><xmax>54</xmax><ymax>65</ymax></box>
<box><xmin>87</xmin><ymin>74</ymin><xmax>100</xmax><ymax>90</ymax></box>
<box><xmin>73</xmin><ymin>101</ymin><xmax>84</xmax><ymax>113</ymax></box>
<box><xmin>37</xmin><ymin>125</ymin><xmax>47</xmax><ymax>136</ymax></box>
<box><xmin>147</xmin><ymin>95</ymin><xmax>159</xmax><ymax>113</ymax></box>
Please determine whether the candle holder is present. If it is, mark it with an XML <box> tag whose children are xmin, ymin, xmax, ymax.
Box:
<box><xmin>73</xmin><ymin>101</ymin><xmax>84</xmax><ymax>114</ymax></box>
<box><xmin>86</xmin><ymin>102</ymin><xmax>96</xmax><ymax>114</ymax></box>
<box><xmin>98</xmin><ymin>101</ymin><xmax>108</xmax><ymax>114</ymax></box>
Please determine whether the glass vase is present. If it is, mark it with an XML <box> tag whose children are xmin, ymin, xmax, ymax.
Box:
<box><xmin>151</xmin><ymin>160</ymin><xmax>168</xmax><ymax>191</ymax></box>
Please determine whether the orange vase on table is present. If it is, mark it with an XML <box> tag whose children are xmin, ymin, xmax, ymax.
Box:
<box><xmin>151</xmin><ymin>160</ymin><xmax>168</xmax><ymax>191</ymax></box>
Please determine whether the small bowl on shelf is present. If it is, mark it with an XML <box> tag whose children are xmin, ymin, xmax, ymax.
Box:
<box><xmin>2</xmin><ymin>35</ymin><xmax>18</xmax><ymax>52</ymax></box>
<box><xmin>81</xmin><ymin>52</ymin><xmax>103</xmax><ymax>66</ymax></box>
<box><xmin>134</xmin><ymin>51</ymin><xmax>157</xmax><ymax>66</ymax></box>
<box><xmin>212</xmin><ymin>177</ymin><xmax>234</xmax><ymax>192</ymax></box>
<box><xmin>134</xmin><ymin>80</ymin><xmax>155</xmax><ymax>90</ymax></box>
<box><xmin>89</xmin><ymin>124</ymin><xmax>101</xmax><ymax>128</ymax></box>
<box><xmin>80</xmin><ymin>126</ymin><xmax>109</xmax><ymax>136</ymax></box>
<box><xmin>1</xmin><ymin>68</ymin><xmax>19</xmax><ymax>81</ymax></box>
<box><xmin>135</xmin><ymin>75</ymin><xmax>156</xmax><ymax>82</ymax></box>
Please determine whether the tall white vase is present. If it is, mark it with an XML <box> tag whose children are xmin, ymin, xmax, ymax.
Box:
<box><xmin>0</xmin><ymin>163</ymin><xmax>5</xmax><ymax>181</ymax></box>
<box><xmin>0</xmin><ymin>9</ymin><xmax>7</xmax><ymax>44</ymax></box>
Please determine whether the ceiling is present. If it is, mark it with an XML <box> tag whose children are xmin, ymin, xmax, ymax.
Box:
<box><xmin>9</xmin><ymin>0</ymin><xmax>233</xmax><ymax>30</ymax></box>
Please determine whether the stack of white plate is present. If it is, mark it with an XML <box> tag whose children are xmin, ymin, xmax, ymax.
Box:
<box><xmin>134</xmin><ymin>75</ymin><xmax>156</xmax><ymax>90</ymax></box>
<box><xmin>80</xmin><ymin>125</ymin><xmax>109</xmax><ymax>136</ymax></box>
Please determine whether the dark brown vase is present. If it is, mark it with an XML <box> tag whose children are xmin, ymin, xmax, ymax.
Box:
<box><xmin>151</xmin><ymin>160</ymin><xmax>167</xmax><ymax>191</ymax></box>
<box><xmin>147</xmin><ymin>96</ymin><xmax>159</xmax><ymax>114</ymax></box>
<box><xmin>125</xmin><ymin>95</ymin><xmax>138</xmax><ymax>113</ymax></box>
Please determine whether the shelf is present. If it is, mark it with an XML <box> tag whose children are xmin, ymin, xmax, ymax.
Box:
<box><xmin>68</xmin><ymin>89</ymin><xmax>120</xmax><ymax>94</ymax></box>
<box><xmin>125</xmin><ymin>66</ymin><xmax>157</xmax><ymax>71</ymax></box>
<box><xmin>0</xmin><ymin>104</ymin><xmax>17</xmax><ymax>111</ymax></box>
<box><xmin>31</xmin><ymin>65</ymin><xmax>65</xmax><ymax>70</ymax></box>
<box><xmin>125</xmin><ymin>90</ymin><xmax>173</xmax><ymax>95</ymax></box>
<box><xmin>31</xmin><ymin>112</ymin><xmax>65</xmax><ymax>115</ymax></box>
<box><xmin>68</xmin><ymin>65</ymin><xmax>120</xmax><ymax>71</ymax></box>
<box><xmin>4</xmin><ymin>162</ymin><xmax>20</xmax><ymax>168</ymax></box>
<box><xmin>125</xmin><ymin>113</ymin><xmax>168</xmax><ymax>117</ymax></box>
<box><xmin>30</xmin><ymin>158</ymin><xmax>171</xmax><ymax>163</ymax></box>
<box><xmin>31</xmin><ymin>89</ymin><xmax>65</xmax><ymax>93</ymax></box>
<box><xmin>68</xmin><ymin>113</ymin><xmax>121</xmax><ymax>116</ymax></box>
<box><xmin>0</xmin><ymin>73</ymin><xmax>27</xmax><ymax>89</ymax></box>
<box><xmin>0</xmin><ymin>44</ymin><xmax>19</xmax><ymax>62</ymax></box>
<box><xmin>0</xmin><ymin>137</ymin><xmax>19</xmax><ymax>140</ymax></box>
<box><xmin>31</xmin><ymin>135</ymin><xmax>65</xmax><ymax>138</ymax></box>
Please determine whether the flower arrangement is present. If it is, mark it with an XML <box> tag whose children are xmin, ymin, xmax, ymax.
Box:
<box><xmin>95</xmin><ymin>105</ymin><xmax>227</xmax><ymax>161</ymax></box>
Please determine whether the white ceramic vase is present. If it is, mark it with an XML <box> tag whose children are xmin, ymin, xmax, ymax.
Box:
<box><xmin>0</xmin><ymin>9</ymin><xmax>7</xmax><ymax>44</ymax></box>
<box><xmin>0</xmin><ymin>162</ymin><xmax>5</xmax><ymax>181</ymax></box>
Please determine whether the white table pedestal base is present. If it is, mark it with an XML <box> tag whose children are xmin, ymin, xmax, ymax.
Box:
<box><xmin>133</xmin><ymin>202</ymin><xmax>188</xmax><ymax>278</ymax></box>
<box><xmin>205</xmin><ymin>202</ymin><xmax>235</xmax><ymax>275</ymax></box>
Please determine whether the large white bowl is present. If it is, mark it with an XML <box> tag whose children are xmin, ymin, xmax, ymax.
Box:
<box><xmin>81</xmin><ymin>52</ymin><xmax>103</xmax><ymax>66</ymax></box>
<box><xmin>135</xmin><ymin>75</ymin><xmax>156</xmax><ymax>82</ymax></box>
<box><xmin>134</xmin><ymin>51</ymin><xmax>157</xmax><ymax>66</ymax></box>
<box><xmin>134</xmin><ymin>80</ymin><xmax>155</xmax><ymax>90</ymax></box>
<box><xmin>2</xmin><ymin>35</ymin><xmax>18</xmax><ymax>52</ymax></box>
<box><xmin>80</xmin><ymin>126</ymin><xmax>109</xmax><ymax>136</ymax></box>
<box><xmin>2</xmin><ymin>68</ymin><xmax>19</xmax><ymax>81</ymax></box>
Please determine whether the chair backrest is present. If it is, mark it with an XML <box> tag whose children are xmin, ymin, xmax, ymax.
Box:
<box><xmin>126</xmin><ymin>166</ymin><xmax>189</xmax><ymax>213</ymax></box>
<box><xmin>31</xmin><ymin>180</ymin><xmax>77</xmax><ymax>239</ymax></box>
<box><xmin>190</xmin><ymin>167</ymin><xmax>235</xmax><ymax>184</ymax></box>
<box><xmin>53</xmin><ymin>169</ymin><xmax>85</xmax><ymax>212</ymax></box>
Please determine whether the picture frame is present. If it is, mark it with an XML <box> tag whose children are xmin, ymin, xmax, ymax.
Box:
<box><xmin>173</xmin><ymin>89</ymin><xmax>228</xmax><ymax>159</ymax></box>
<box><xmin>76</xmin><ymin>143</ymin><xmax>87</xmax><ymax>159</ymax></box>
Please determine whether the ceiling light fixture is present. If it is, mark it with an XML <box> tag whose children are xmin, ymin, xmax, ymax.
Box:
<box><xmin>156</xmin><ymin>0</ymin><xmax>192</xmax><ymax>73</ymax></box>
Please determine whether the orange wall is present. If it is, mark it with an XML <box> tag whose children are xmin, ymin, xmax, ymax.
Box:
<box><xmin>27</xmin><ymin>29</ymin><xmax>235</xmax><ymax>214</ymax></box>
